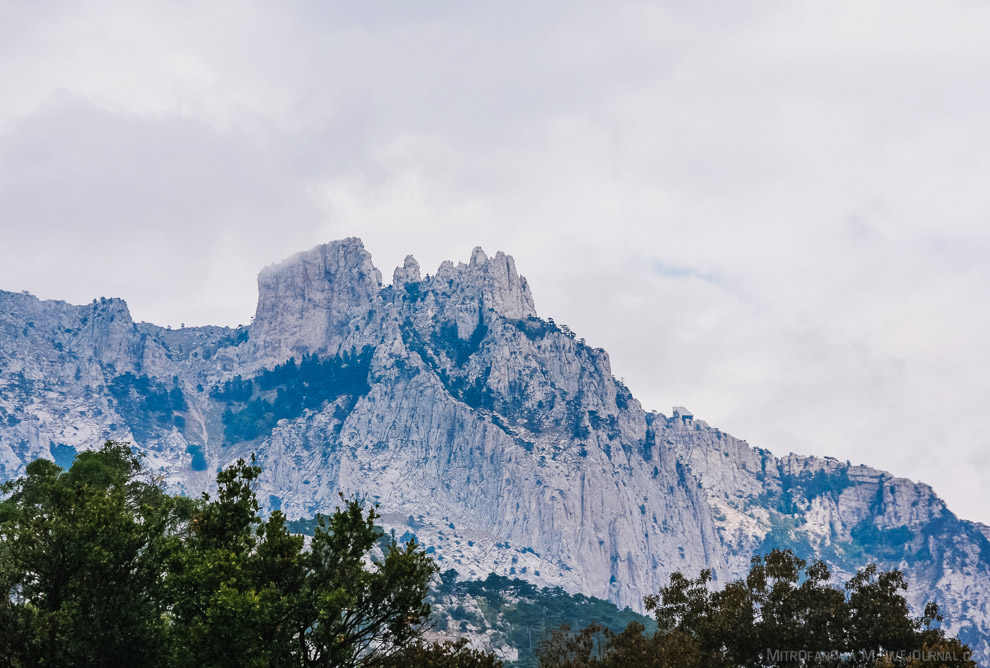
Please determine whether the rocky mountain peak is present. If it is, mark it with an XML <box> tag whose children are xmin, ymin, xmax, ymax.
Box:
<box><xmin>432</xmin><ymin>247</ymin><xmax>537</xmax><ymax>321</ymax></box>
<box><xmin>82</xmin><ymin>297</ymin><xmax>147</xmax><ymax>373</ymax></box>
<box><xmin>470</xmin><ymin>246</ymin><xmax>488</xmax><ymax>267</ymax></box>
<box><xmin>249</xmin><ymin>238</ymin><xmax>382</xmax><ymax>363</ymax></box>
<box><xmin>392</xmin><ymin>255</ymin><xmax>421</xmax><ymax>289</ymax></box>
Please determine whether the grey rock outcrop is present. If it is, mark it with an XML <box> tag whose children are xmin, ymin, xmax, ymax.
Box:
<box><xmin>392</xmin><ymin>255</ymin><xmax>421</xmax><ymax>289</ymax></box>
<box><xmin>250</xmin><ymin>237</ymin><xmax>382</xmax><ymax>363</ymax></box>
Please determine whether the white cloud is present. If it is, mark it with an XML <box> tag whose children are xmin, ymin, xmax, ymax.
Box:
<box><xmin>1</xmin><ymin>1</ymin><xmax>989</xmax><ymax>522</ymax></box>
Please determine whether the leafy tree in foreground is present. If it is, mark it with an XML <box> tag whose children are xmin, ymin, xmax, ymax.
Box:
<box><xmin>0</xmin><ymin>442</ymin><xmax>183</xmax><ymax>668</ymax></box>
<box><xmin>0</xmin><ymin>441</ymin><xmax>499</xmax><ymax>668</ymax></box>
<box><xmin>166</xmin><ymin>456</ymin><xmax>440</xmax><ymax>668</ymax></box>
<box><xmin>540</xmin><ymin>550</ymin><xmax>975</xmax><ymax>668</ymax></box>
<box><xmin>383</xmin><ymin>638</ymin><xmax>504</xmax><ymax>667</ymax></box>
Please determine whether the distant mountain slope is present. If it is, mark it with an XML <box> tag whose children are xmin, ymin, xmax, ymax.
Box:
<box><xmin>0</xmin><ymin>238</ymin><xmax>986</xmax><ymax>661</ymax></box>
<box><xmin>427</xmin><ymin>573</ymin><xmax>655</xmax><ymax>667</ymax></box>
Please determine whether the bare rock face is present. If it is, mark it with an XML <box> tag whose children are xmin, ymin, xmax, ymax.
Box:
<box><xmin>250</xmin><ymin>238</ymin><xmax>382</xmax><ymax>363</ymax></box>
<box><xmin>0</xmin><ymin>238</ymin><xmax>988</xmax><ymax>658</ymax></box>
<box><xmin>392</xmin><ymin>255</ymin><xmax>421</xmax><ymax>289</ymax></box>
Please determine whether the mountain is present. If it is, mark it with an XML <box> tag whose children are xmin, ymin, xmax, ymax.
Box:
<box><xmin>0</xmin><ymin>238</ymin><xmax>987</xmax><ymax>660</ymax></box>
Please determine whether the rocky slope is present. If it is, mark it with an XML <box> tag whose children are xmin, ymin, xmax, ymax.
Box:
<box><xmin>0</xmin><ymin>238</ymin><xmax>987</xmax><ymax>660</ymax></box>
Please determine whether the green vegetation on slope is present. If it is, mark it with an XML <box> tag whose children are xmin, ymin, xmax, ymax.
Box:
<box><xmin>107</xmin><ymin>372</ymin><xmax>187</xmax><ymax>440</ymax></box>
<box><xmin>216</xmin><ymin>346</ymin><xmax>375</xmax><ymax>444</ymax></box>
<box><xmin>432</xmin><ymin>571</ymin><xmax>654</xmax><ymax>668</ymax></box>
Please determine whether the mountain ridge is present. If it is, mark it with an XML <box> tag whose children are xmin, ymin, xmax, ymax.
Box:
<box><xmin>0</xmin><ymin>238</ymin><xmax>987</xmax><ymax>660</ymax></box>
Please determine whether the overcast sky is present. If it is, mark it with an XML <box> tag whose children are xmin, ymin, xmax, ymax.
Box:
<box><xmin>2</xmin><ymin>1</ymin><xmax>989</xmax><ymax>522</ymax></box>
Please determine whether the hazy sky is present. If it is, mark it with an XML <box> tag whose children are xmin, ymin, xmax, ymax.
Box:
<box><xmin>2</xmin><ymin>1</ymin><xmax>989</xmax><ymax>522</ymax></box>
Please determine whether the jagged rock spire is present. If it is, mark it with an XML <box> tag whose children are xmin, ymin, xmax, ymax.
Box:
<box><xmin>392</xmin><ymin>255</ymin><xmax>421</xmax><ymax>289</ymax></box>
<box><xmin>436</xmin><ymin>247</ymin><xmax>537</xmax><ymax>321</ymax></box>
<box><xmin>470</xmin><ymin>246</ymin><xmax>488</xmax><ymax>267</ymax></box>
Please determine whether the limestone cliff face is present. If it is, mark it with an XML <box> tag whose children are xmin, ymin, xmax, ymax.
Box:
<box><xmin>0</xmin><ymin>238</ymin><xmax>987</xmax><ymax>658</ymax></box>
<box><xmin>0</xmin><ymin>290</ymin><xmax>179</xmax><ymax>478</ymax></box>
<box><xmin>247</xmin><ymin>242</ymin><xmax>725</xmax><ymax>608</ymax></box>
<box><xmin>250</xmin><ymin>237</ymin><xmax>382</xmax><ymax>363</ymax></box>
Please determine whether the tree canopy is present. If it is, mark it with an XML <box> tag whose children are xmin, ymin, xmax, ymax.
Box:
<box><xmin>539</xmin><ymin>550</ymin><xmax>975</xmax><ymax>668</ymax></box>
<box><xmin>0</xmin><ymin>441</ymin><xmax>500</xmax><ymax>668</ymax></box>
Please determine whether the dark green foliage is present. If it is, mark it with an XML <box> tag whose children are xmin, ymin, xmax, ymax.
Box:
<box><xmin>800</xmin><ymin>467</ymin><xmax>854</xmax><ymax>497</ymax></box>
<box><xmin>400</xmin><ymin>320</ymin><xmax>499</xmax><ymax>413</ymax></box>
<box><xmin>210</xmin><ymin>374</ymin><xmax>254</xmax><ymax>402</ymax></box>
<box><xmin>185</xmin><ymin>443</ymin><xmax>208</xmax><ymax>471</ymax></box>
<box><xmin>400</xmin><ymin>316</ymin><xmax>614</xmax><ymax>440</ymax></box>
<box><xmin>221</xmin><ymin>397</ymin><xmax>282</xmax><ymax>444</ymax></box>
<box><xmin>613</xmin><ymin>382</ymin><xmax>631</xmax><ymax>410</ymax></box>
<box><xmin>216</xmin><ymin>327</ymin><xmax>250</xmax><ymax>349</ymax></box>
<box><xmin>453</xmin><ymin>372</ymin><xmax>498</xmax><ymax>412</ymax></box>
<box><xmin>434</xmin><ymin>321</ymin><xmax>489</xmax><ymax>367</ymax></box>
<box><xmin>958</xmin><ymin>520</ymin><xmax>990</xmax><ymax>564</ymax></box>
<box><xmin>436</xmin><ymin>573</ymin><xmax>653</xmax><ymax>668</ymax></box>
<box><xmin>642</xmin><ymin>428</ymin><xmax>655</xmax><ymax>461</ymax></box>
<box><xmin>757</xmin><ymin>515</ymin><xmax>815</xmax><ymax>559</ymax></box>
<box><xmin>760</xmin><ymin>461</ymin><xmax>853</xmax><ymax>515</ymax></box>
<box><xmin>221</xmin><ymin>346</ymin><xmax>375</xmax><ymax>444</ymax></box>
<box><xmin>781</xmin><ymin>466</ymin><xmax>854</xmax><ymax>501</ymax></box>
<box><xmin>0</xmin><ymin>442</ymin><xmax>183</xmax><ymax>667</ymax></box>
<box><xmin>767</xmin><ymin>466</ymin><xmax>855</xmax><ymax>515</ymax></box>
<box><xmin>509</xmin><ymin>316</ymin><xmax>571</xmax><ymax>342</ymax></box>
<box><xmin>585</xmin><ymin>411</ymin><xmax>619</xmax><ymax>440</ymax></box>
<box><xmin>254</xmin><ymin>347</ymin><xmax>374</xmax><ymax>393</ymax></box>
<box><xmin>849</xmin><ymin>520</ymin><xmax>914</xmax><ymax>561</ymax></box>
<box><xmin>0</xmin><ymin>442</ymin><xmax>493</xmax><ymax>668</ymax></box>
<box><xmin>540</xmin><ymin>549</ymin><xmax>975</xmax><ymax>668</ymax></box>
<box><xmin>383</xmin><ymin>638</ymin><xmax>504</xmax><ymax>667</ymax></box>
<box><xmin>286</xmin><ymin>515</ymin><xmax>398</xmax><ymax>544</ymax></box>
<box><xmin>751</xmin><ymin>477</ymin><xmax>990</xmax><ymax>586</ymax></box>
<box><xmin>539</xmin><ymin>622</ymin><xmax>701</xmax><ymax>668</ymax></box>
<box><xmin>107</xmin><ymin>373</ymin><xmax>188</xmax><ymax>441</ymax></box>
<box><xmin>285</xmin><ymin>516</ymin><xmax>321</xmax><ymax>536</ymax></box>
<box><xmin>402</xmin><ymin>281</ymin><xmax>425</xmax><ymax>302</ymax></box>
<box><xmin>7</xmin><ymin>372</ymin><xmax>35</xmax><ymax>398</ymax></box>
<box><xmin>163</xmin><ymin>458</ymin><xmax>439</xmax><ymax>668</ymax></box>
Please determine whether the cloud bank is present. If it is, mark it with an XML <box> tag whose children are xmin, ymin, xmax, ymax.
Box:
<box><xmin>1</xmin><ymin>1</ymin><xmax>989</xmax><ymax>521</ymax></box>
